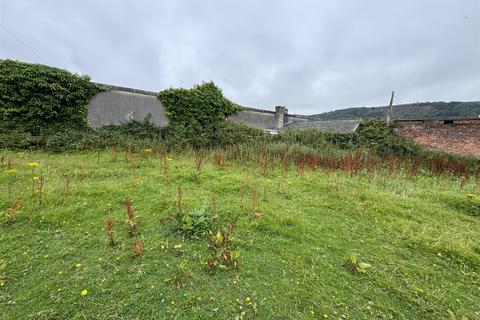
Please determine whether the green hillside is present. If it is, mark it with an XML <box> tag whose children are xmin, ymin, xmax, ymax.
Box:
<box><xmin>312</xmin><ymin>101</ymin><xmax>480</xmax><ymax>120</ymax></box>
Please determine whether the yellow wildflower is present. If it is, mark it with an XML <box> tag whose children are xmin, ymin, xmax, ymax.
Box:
<box><xmin>5</xmin><ymin>169</ymin><xmax>17</xmax><ymax>174</ymax></box>
<box><xmin>33</xmin><ymin>176</ymin><xmax>39</xmax><ymax>181</ymax></box>
<box><xmin>75</xmin><ymin>263</ymin><xmax>82</xmax><ymax>268</ymax></box>
<box><xmin>26</xmin><ymin>162</ymin><xmax>39</xmax><ymax>168</ymax></box>
<box><xmin>81</xmin><ymin>289</ymin><xmax>88</xmax><ymax>296</ymax></box>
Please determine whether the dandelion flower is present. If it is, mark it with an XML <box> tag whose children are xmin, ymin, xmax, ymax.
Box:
<box><xmin>26</xmin><ymin>162</ymin><xmax>39</xmax><ymax>168</ymax></box>
<box><xmin>75</xmin><ymin>263</ymin><xmax>82</xmax><ymax>268</ymax></box>
<box><xmin>81</xmin><ymin>289</ymin><xmax>88</xmax><ymax>296</ymax></box>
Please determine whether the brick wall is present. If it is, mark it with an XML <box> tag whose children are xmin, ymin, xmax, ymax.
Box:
<box><xmin>394</xmin><ymin>119</ymin><xmax>480</xmax><ymax>158</ymax></box>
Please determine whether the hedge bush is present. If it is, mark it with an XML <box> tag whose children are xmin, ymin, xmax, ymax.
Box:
<box><xmin>158</xmin><ymin>82</ymin><xmax>242</xmax><ymax>148</ymax></box>
<box><xmin>0</xmin><ymin>59</ymin><xmax>103</xmax><ymax>134</ymax></box>
<box><xmin>356</xmin><ymin>119</ymin><xmax>421</xmax><ymax>157</ymax></box>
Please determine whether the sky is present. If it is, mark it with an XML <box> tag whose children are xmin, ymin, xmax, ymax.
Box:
<box><xmin>0</xmin><ymin>0</ymin><xmax>479</xmax><ymax>114</ymax></box>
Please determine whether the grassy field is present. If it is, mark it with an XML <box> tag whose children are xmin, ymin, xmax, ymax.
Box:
<box><xmin>0</xmin><ymin>150</ymin><xmax>479</xmax><ymax>319</ymax></box>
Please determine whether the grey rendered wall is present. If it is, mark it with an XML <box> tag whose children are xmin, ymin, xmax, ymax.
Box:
<box><xmin>228</xmin><ymin>110</ymin><xmax>276</xmax><ymax>129</ymax></box>
<box><xmin>87</xmin><ymin>88</ymin><xmax>277</xmax><ymax>130</ymax></box>
<box><xmin>87</xmin><ymin>91</ymin><xmax>169</xmax><ymax>128</ymax></box>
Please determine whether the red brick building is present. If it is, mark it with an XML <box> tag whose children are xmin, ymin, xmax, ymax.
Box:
<box><xmin>394</xmin><ymin>119</ymin><xmax>480</xmax><ymax>159</ymax></box>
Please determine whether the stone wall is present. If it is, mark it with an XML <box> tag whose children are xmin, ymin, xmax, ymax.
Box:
<box><xmin>394</xmin><ymin>119</ymin><xmax>480</xmax><ymax>158</ymax></box>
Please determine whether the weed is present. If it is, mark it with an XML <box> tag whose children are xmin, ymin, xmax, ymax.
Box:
<box><xmin>344</xmin><ymin>253</ymin><xmax>371</xmax><ymax>274</ymax></box>
<box><xmin>163</xmin><ymin>156</ymin><xmax>169</xmax><ymax>177</ymax></box>
<box><xmin>132</xmin><ymin>239</ymin><xmax>144</xmax><ymax>258</ymax></box>
<box><xmin>239</xmin><ymin>179</ymin><xmax>247</xmax><ymax>211</ymax></box>
<box><xmin>38</xmin><ymin>174</ymin><xmax>44</xmax><ymax>205</ymax></box>
<box><xmin>65</xmin><ymin>175</ymin><xmax>71</xmax><ymax>195</ymax></box>
<box><xmin>125</xmin><ymin>197</ymin><xmax>137</xmax><ymax>236</ymax></box>
<box><xmin>194</xmin><ymin>151</ymin><xmax>205</xmax><ymax>179</ymax></box>
<box><xmin>213</xmin><ymin>151</ymin><xmax>226</xmax><ymax>168</ymax></box>
<box><xmin>179</xmin><ymin>206</ymin><xmax>214</xmax><ymax>236</ymax></box>
<box><xmin>165</xmin><ymin>262</ymin><xmax>192</xmax><ymax>287</ymax></box>
<box><xmin>0</xmin><ymin>258</ymin><xmax>6</xmax><ymax>284</ymax></box>
<box><xmin>295</xmin><ymin>154</ymin><xmax>306</xmax><ymax>175</ymax></box>
<box><xmin>211</xmin><ymin>194</ymin><xmax>217</xmax><ymax>221</ymax></box>
<box><xmin>105</xmin><ymin>218</ymin><xmax>116</xmax><ymax>246</ymax></box>
<box><xmin>175</xmin><ymin>185</ymin><xmax>184</xmax><ymax>215</ymax></box>
<box><xmin>7</xmin><ymin>197</ymin><xmax>22</xmax><ymax>224</ymax></box>
<box><xmin>112</xmin><ymin>145</ymin><xmax>119</xmax><ymax>161</ymax></box>
<box><xmin>207</xmin><ymin>216</ymin><xmax>240</xmax><ymax>270</ymax></box>
<box><xmin>251</xmin><ymin>187</ymin><xmax>258</xmax><ymax>213</ymax></box>
<box><xmin>388</xmin><ymin>154</ymin><xmax>398</xmax><ymax>174</ymax></box>
<box><xmin>409</xmin><ymin>158</ymin><xmax>421</xmax><ymax>176</ymax></box>
<box><xmin>260</xmin><ymin>151</ymin><xmax>269</xmax><ymax>176</ymax></box>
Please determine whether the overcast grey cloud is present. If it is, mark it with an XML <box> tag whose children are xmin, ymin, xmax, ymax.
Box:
<box><xmin>1</xmin><ymin>0</ymin><xmax>479</xmax><ymax>114</ymax></box>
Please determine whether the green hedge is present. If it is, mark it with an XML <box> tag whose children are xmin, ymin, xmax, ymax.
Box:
<box><xmin>158</xmin><ymin>82</ymin><xmax>242</xmax><ymax>148</ymax></box>
<box><xmin>0</xmin><ymin>59</ymin><xmax>103</xmax><ymax>134</ymax></box>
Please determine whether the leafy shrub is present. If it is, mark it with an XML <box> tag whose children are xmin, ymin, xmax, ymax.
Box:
<box><xmin>0</xmin><ymin>59</ymin><xmax>103</xmax><ymax>134</ymax></box>
<box><xmin>356</xmin><ymin>120</ymin><xmax>420</xmax><ymax>157</ymax></box>
<box><xmin>275</xmin><ymin>128</ymin><xmax>357</xmax><ymax>150</ymax></box>
<box><xmin>158</xmin><ymin>82</ymin><xmax>242</xmax><ymax>148</ymax></box>
<box><xmin>213</xmin><ymin>121</ymin><xmax>269</xmax><ymax>147</ymax></box>
<box><xmin>45</xmin><ymin>129</ymin><xmax>88</xmax><ymax>151</ymax></box>
<box><xmin>0</xmin><ymin>129</ymin><xmax>41</xmax><ymax>150</ymax></box>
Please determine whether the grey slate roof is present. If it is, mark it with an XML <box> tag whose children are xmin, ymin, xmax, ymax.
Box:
<box><xmin>282</xmin><ymin>119</ymin><xmax>360</xmax><ymax>133</ymax></box>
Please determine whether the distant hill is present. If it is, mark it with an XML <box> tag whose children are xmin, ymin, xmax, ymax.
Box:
<box><xmin>311</xmin><ymin>101</ymin><xmax>480</xmax><ymax>120</ymax></box>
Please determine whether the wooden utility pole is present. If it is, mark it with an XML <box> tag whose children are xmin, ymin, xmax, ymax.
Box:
<box><xmin>386</xmin><ymin>90</ymin><xmax>395</xmax><ymax>123</ymax></box>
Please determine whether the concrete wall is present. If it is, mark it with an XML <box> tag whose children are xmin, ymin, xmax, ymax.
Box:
<box><xmin>87</xmin><ymin>88</ymin><xmax>279</xmax><ymax>130</ymax></box>
<box><xmin>394</xmin><ymin>119</ymin><xmax>480</xmax><ymax>159</ymax></box>
<box><xmin>228</xmin><ymin>109</ymin><xmax>276</xmax><ymax>129</ymax></box>
<box><xmin>87</xmin><ymin>90</ymin><xmax>169</xmax><ymax>128</ymax></box>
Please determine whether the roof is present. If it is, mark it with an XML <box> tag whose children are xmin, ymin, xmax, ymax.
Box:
<box><xmin>282</xmin><ymin>119</ymin><xmax>360</xmax><ymax>133</ymax></box>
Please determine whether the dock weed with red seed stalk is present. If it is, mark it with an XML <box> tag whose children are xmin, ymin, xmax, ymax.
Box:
<box><xmin>132</xmin><ymin>239</ymin><xmax>144</xmax><ymax>258</ymax></box>
<box><xmin>105</xmin><ymin>218</ymin><xmax>116</xmax><ymax>246</ymax></box>
<box><xmin>7</xmin><ymin>197</ymin><xmax>22</xmax><ymax>224</ymax></box>
<box><xmin>125</xmin><ymin>197</ymin><xmax>137</xmax><ymax>236</ymax></box>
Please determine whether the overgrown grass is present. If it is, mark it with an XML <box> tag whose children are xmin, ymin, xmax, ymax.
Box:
<box><xmin>0</xmin><ymin>149</ymin><xmax>479</xmax><ymax>319</ymax></box>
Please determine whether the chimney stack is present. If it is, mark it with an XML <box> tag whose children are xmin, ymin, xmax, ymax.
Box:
<box><xmin>274</xmin><ymin>106</ymin><xmax>288</xmax><ymax>130</ymax></box>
